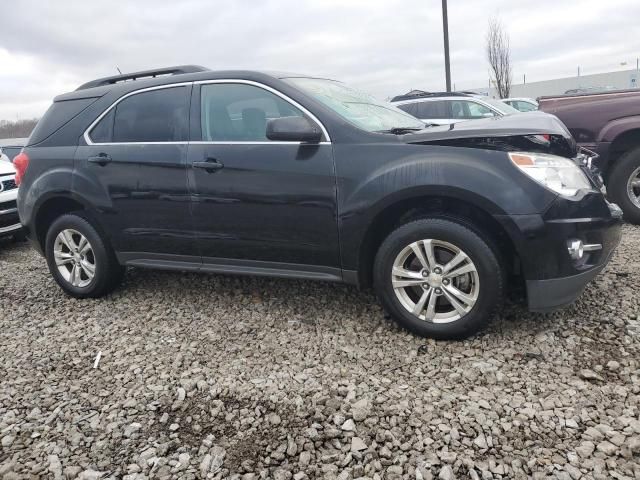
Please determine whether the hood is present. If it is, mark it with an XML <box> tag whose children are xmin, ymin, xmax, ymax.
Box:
<box><xmin>0</xmin><ymin>158</ymin><xmax>16</xmax><ymax>175</ymax></box>
<box><xmin>404</xmin><ymin>111</ymin><xmax>578</xmax><ymax>158</ymax></box>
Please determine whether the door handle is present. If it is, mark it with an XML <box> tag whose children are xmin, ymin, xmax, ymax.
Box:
<box><xmin>87</xmin><ymin>154</ymin><xmax>112</xmax><ymax>166</ymax></box>
<box><xmin>193</xmin><ymin>159</ymin><xmax>224</xmax><ymax>172</ymax></box>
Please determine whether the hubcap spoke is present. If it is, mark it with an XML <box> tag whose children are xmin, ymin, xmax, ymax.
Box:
<box><xmin>412</xmin><ymin>288</ymin><xmax>431</xmax><ymax>316</ymax></box>
<box><xmin>409</xmin><ymin>242</ymin><xmax>429</xmax><ymax>270</ymax></box>
<box><xmin>444</xmin><ymin>262</ymin><xmax>477</xmax><ymax>278</ymax></box>
<box><xmin>77</xmin><ymin>236</ymin><xmax>89</xmax><ymax>254</ymax></box>
<box><xmin>422</xmin><ymin>240</ymin><xmax>437</xmax><ymax>270</ymax></box>
<box><xmin>424</xmin><ymin>288</ymin><xmax>437</xmax><ymax>321</ymax></box>
<box><xmin>60</xmin><ymin>230</ymin><xmax>76</xmax><ymax>251</ymax></box>
<box><xmin>392</xmin><ymin>266</ymin><xmax>425</xmax><ymax>288</ymax></box>
<box><xmin>80</xmin><ymin>259</ymin><xmax>95</xmax><ymax>277</ymax></box>
<box><xmin>443</xmin><ymin>284</ymin><xmax>477</xmax><ymax>305</ymax></box>
<box><xmin>54</xmin><ymin>251</ymin><xmax>74</xmax><ymax>266</ymax></box>
<box><xmin>443</xmin><ymin>251</ymin><xmax>469</xmax><ymax>275</ymax></box>
<box><xmin>442</xmin><ymin>288</ymin><xmax>471</xmax><ymax>316</ymax></box>
<box><xmin>632</xmin><ymin>179</ymin><xmax>640</xmax><ymax>189</ymax></box>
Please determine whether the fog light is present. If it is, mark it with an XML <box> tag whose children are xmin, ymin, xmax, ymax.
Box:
<box><xmin>567</xmin><ymin>239</ymin><xmax>584</xmax><ymax>260</ymax></box>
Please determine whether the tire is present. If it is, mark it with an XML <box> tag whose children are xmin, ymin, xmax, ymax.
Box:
<box><xmin>45</xmin><ymin>213</ymin><xmax>125</xmax><ymax>298</ymax></box>
<box><xmin>607</xmin><ymin>146</ymin><xmax>640</xmax><ymax>224</ymax></box>
<box><xmin>373</xmin><ymin>218</ymin><xmax>504</xmax><ymax>339</ymax></box>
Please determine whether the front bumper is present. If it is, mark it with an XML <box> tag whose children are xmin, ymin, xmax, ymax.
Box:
<box><xmin>526</xmin><ymin>239</ymin><xmax>618</xmax><ymax>312</ymax></box>
<box><xmin>496</xmin><ymin>193</ymin><xmax>623</xmax><ymax>312</ymax></box>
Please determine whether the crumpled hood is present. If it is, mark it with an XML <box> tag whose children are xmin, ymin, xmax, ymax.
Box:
<box><xmin>403</xmin><ymin>111</ymin><xmax>578</xmax><ymax>159</ymax></box>
<box><xmin>406</xmin><ymin>112</ymin><xmax>574</xmax><ymax>142</ymax></box>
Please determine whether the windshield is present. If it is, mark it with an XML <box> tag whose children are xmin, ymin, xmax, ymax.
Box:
<box><xmin>481</xmin><ymin>98</ymin><xmax>520</xmax><ymax>115</ymax></box>
<box><xmin>285</xmin><ymin>77</ymin><xmax>425</xmax><ymax>132</ymax></box>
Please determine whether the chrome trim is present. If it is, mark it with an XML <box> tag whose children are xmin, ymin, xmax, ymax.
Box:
<box><xmin>83</xmin><ymin>79</ymin><xmax>332</xmax><ymax>146</ymax></box>
<box><xmin>583</xmin><ymin>244</ymin><xmax>602</xmax><ymax>252</ymax></box>
<box><xmin>0</xmin><ymin>207</ymin><xmax>18</xmax><ymax>215</ymax></box>
<box><xmin>189</xmin><ymin>141</ymin><xmax>331</xmax><ymax>146</ymax></box>
<box><xmin>0</xmin><ymin>223</ymin><xmax>21</xmax><ymax>234</ymax></box>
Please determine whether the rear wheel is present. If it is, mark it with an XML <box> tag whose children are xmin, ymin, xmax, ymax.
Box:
<box><xmin>373</xmin><ymin>218</ymin><xmax>503</xmax><ymax>339</ymax></box>
<box><xmin>608</xmin><ymin>146</ymin><xmax>640</xmax><ymax>224</ymax></box>
<box><xmin>45</xmin><ymin>213</ymin><xmax>125</xmax><ymax>298</ymax></box>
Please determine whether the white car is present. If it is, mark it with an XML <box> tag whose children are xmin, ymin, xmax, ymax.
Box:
<box><xmin>391</xmin><ymin>92</ymin><xmax>520</xmax><ymax>126</ymax></box>
<box><xmin>502</xmin><ymin>97</ymin><xmax>538</xmax><ymax>112</ymax></box>
<box><xmin>0</xmin><ymin>156</ymin><xmax>21</xmax><ymax>238</ymax></box>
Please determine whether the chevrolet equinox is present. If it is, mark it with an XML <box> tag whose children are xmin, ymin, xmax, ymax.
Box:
<box><xmin>16</xmin><ymin>66</ymin><xmax>622</xmax><ymax>339</ymax></box>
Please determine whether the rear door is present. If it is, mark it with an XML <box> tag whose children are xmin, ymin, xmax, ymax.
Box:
<box><xmin>186</xmin><ymin>81</ymin><xmax>340</xmax><ymax>274</ymax></box>
<box><xmin>75</xmin><ymin>85</ymin><xmax>195</xmax><ymax>261</ymax></box>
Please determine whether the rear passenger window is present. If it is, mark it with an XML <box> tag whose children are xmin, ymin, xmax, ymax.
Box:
<box><xmin>89</xmin><ymin>87</ymin><xmax>189</xmax><ymax>143</ymax></box>
<box><xmin>415</xmin><ymin>101</ymin><xmax>449</xmax><ymax>119</ymax></box>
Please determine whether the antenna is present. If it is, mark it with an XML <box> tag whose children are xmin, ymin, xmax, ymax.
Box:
<box><xmin>116</xmin><ymin>67</ymin><xmax>122</xmax><ymax>74</ymax></box>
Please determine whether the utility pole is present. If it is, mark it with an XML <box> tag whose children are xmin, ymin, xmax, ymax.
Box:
<box><xmin>442</xmin><ymin>0</ymin><xmax>451</xmax><ymax>92</ymax></box>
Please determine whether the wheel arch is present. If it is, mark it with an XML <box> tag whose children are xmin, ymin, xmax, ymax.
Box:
<box><xmin>355</xmin><ymin>193</ymin><xmax>520</xmax><ymax>289</ymax></box>
<box><xmin>608</xmin><ymin>128</ymin><xmax>640</xmax><ymax>172</ymax></box>
<box><xmin>33</xmin><ymin>194</ymin><xmax>89</xmax><ymax>252</ymax></box>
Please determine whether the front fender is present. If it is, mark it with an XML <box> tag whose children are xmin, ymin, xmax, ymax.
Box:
<box><xmin>334</xmin><ymin>143</ymin><xmax>557</xmax><ymax>270</ymax></box>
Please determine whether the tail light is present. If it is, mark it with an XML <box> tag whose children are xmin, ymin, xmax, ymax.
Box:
<box><xmin>13</xmin><ymin>151</ymin><xmax>30</xmax><ymax>185</ymax></box>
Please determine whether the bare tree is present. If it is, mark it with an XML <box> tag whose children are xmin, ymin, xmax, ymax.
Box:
<box><xmin>486</xmin><ymin>17</ymin><xmax>512</xmax><ymax>99</ymax></box>
<box><xmin>0</xmin><ymin>118</ymin><xmax>38</xmax><ymax>139</ymax></box>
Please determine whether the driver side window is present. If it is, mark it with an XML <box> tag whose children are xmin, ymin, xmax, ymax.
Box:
<box><xmin>200</xmin><ymin>83</ymin><xmax>306</xmax><ymax>141</ymax></box>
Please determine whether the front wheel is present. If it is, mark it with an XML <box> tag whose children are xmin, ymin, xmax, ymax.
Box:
<box><xmin>607</xmin><ymin>146</ymin><xmax>640</xmax><ymax>224</ymax></box>
<box><xmin>373</xmin><ymin>218</ymin><xmax>504</xmax><ymax>339</ymax></box>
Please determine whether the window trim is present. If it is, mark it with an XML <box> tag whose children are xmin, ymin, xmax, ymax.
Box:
<box><xmin>193</xmin><ymin>79</ymin><xmax>330</xmax><ymax>143</ymax></box>
<box><xmin>84</xmin><ymin>79</ymin><xmax>331</xmax><ymax>146</ymax></box>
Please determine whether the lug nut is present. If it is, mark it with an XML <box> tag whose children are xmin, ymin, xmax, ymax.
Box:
<box><xmin>422</xmin><ymin>271</ymin><xmax>428</xmax><ymax>277</ymax></box>
<box><xmin>434</xmin><ymin>267</ymin><xmax>442</xmax><ymax>274</ymax></box>
<box><xmin>435</xmin><ymin>288</ymin><xmax>442</xmax><ymax>294</ymax></box>
<box><xmin>443</xmin><ymin>279</ymin><xmax>449</xmax><ymax>285</ymax></box>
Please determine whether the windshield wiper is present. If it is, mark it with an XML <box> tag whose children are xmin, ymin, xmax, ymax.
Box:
<box><xmin>380</xmin><ymin>127</ymin><xmax>424</xmax><ymax>134</ymax></box>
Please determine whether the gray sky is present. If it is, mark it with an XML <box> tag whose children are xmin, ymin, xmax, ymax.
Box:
<box><xmin>1</xmin><ymin>0</ymin><xmax>639</xmax><ymax>119</ymax></box>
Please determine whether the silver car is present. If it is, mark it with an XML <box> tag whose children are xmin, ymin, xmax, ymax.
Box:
<box><xmin>392</xmin><ymin>93</ymin><xmax>520</xmax><ymax>126</ymax></box>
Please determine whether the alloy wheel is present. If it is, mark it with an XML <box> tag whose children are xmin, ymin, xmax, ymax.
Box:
<box><xmin>627</xmin><ymin>166</ymin><xmax>640</xmax><ymax>209</ymax></box>
<box><xmin>53</xmin><ymin>229</ymin><xmax>96</xmax><ymax>288</ymax></box>
<box><xmin>391</xmin><ymin>239</ymin><xmax>480</xmax><ymax>323</ymax></box>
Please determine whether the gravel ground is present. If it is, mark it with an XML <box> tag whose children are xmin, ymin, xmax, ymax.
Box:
<box><xmin>0</xmin><ymin>226</ymin><xmax>639</xmax><ymax>480</ymax></box>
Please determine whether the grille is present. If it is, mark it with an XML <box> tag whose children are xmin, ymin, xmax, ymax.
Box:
<box><xmin>1</xmin><ymin>178</ymin><xmax>17</xmax><ymax>191</ymax></box>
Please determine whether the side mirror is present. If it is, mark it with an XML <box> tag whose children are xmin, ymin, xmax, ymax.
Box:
<box><xmin>482</xmin><ymin>112</ymin><xmax>496</xmax><ymax>118</ymax></box>
<box><xmin>266</xmin><ymin>116</ymin><xmax>323</xmax><ymax>143</ymax></box>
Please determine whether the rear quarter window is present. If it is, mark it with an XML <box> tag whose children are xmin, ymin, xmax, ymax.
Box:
<box><xmin>28</xmin><ymin>97</ymin><xmax>99</xmax><ymax>146</ymax></box>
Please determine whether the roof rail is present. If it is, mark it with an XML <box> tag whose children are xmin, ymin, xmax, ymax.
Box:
<box><xmin>391</xmin><ymin>90</ymin><xmax>470</xmax><ymax>102</ymax></box>
<box><xmin>76</xmin><ymin>65</ymin><xmax>210</xmax><ymax>91</ymax></box>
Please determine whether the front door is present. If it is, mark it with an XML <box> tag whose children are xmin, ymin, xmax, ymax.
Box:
<box><xmin>187</xmin><ymin>81</ymin><xmax>340</xmax><ymax>275</ymax></box>
<box><xmin>75</xmin><ymin>85</ymin><xmax>194</xmax><ymax>260</ymax></box>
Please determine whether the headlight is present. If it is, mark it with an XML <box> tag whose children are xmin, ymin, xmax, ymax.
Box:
<box><xmin>508</xmin><ymin>152</ymin><xmax>593</xmax><ymax>196</ymax></box>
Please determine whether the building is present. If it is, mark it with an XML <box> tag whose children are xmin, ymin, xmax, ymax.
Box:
<box><xmin>477</xmin><ymin>68</ymin><xmax>640</xmax><ymax>99</ymax></box>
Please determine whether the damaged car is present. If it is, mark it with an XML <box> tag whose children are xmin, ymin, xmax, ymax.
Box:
<box><xmin>17</xmin><ymin>67</ymin><xmax>622</xmax><ymax>338</ymax></box>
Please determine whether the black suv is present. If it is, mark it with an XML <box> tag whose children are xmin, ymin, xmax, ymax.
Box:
<box><xmin>16</xmin><ymin>66</ymin><xmax>622</xmax><ymax>339</ymax></box>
